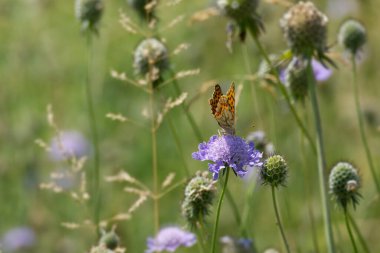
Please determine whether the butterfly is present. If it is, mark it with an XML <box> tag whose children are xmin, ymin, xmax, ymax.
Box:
<box><xmin>209</xmin><ymin>83</ymin><xmax>235</xmax><ymax>135</ymax></box>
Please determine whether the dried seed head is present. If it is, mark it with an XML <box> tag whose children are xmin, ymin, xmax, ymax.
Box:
<box><xmin>338</xmin><ymin>19</ymin><xmax>366</xmax><ymax>56</ymax></box>
<box><xmin>181</xmin><ymin>171</ymin><xmax>216</xmax><ymax>227</ymax></box>
<box><xmin>75</xmin><ymin>0</ymin><xmax>104</xmax><ymax>33</ymax></box>
<box><xmin>329</xmin><ymin>162</ymin><xmax>361</xmax><ymax>210</ymax></box>
<box><xmin>280</xmin><ymin>1</ymin><xmax>328</xmax><ymax>56</ymax></box>
<box><xmin>260</xmin><ymin>155</ymin><xmax>288</xmax><ymax>187</ymax></box>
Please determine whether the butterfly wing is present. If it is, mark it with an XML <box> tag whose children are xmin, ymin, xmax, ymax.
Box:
<box><xmin>209</xmin><ymin>84</ymin><xmax>223</xmax><ymax>116</ymax></box>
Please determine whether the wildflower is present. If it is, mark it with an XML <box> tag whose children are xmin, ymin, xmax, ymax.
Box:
<box><xmin>75</xmin><ymin>0</ymin><xmax>104</xmax><ymax>33</ymax></box>
<box><xmin>312</xmin><ymin>59</ymin><xmax>332</xmax><ymax>82</ymax></box>
<box><xmin>192</xmin><ymin>135</ymin><xmax>262</xmax><ymax>180</ymax></box>
<box><xmin>246</xmin><ymin>130</ymin><xmax>274</xmax><ymax>158</ymax></box>
<box><xmin>146</xmin><ymin>227</ymin><xmax>196</xmax><ymax>253</ymax></box>
<box><xmin>133</xmin><ymin>38</ymin><xmax>170</xmax><ymax>87</ymax></box>
<box><xmin>49</xmin><ymin>131</ymin><xmax>90</xmax><ymax>161</ymax></box>
<box><xmin>329</xmin><ymin>162</ymin><xmax>361</xmax><ymax>209</ymax></box>
<box><xmin>0</xmin><ymin>227</ymin><xmax>36</xmax><ymax>252</ymax></box>
<box><xmin>280</xmin><ymin>1</ymin><xmax>328</xmax><ymax>58</ymax></box>
<box><xmin>128</xmin><ymin>0</ymin><xmax>156</xmax><ymax>21</ymax></box>
<box><xmin>260</xmin><ymin>155</ymin><xmax>288</xmax><ymax>187</ymax></box>
<box><xmin>338</xmin><ymin>19</ymin><xmax>366</xmax><ymax>56</ymax></box>
<box><xmin>217</xmin><ymin>0</ymin><xmax>263</xmax><ymax>40</ymax></box>
<box><xmin>220</xmin><ymin>236</ymin><xmax>255</xmax><ymax>253</ymax></box>
<box><xmin>181</xmin><ymin>171</ymin><xmax>216</xmax><ymax>227</ymax></box>
<box><xmin>99</xmin><ymin>230</ymin><xmax>120</xmax><ymax>250</ymax></box>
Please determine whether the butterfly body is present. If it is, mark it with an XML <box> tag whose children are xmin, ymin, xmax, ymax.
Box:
<box><xmin>209</xmin><ymin>83</ymin><xmax>236</xmax><ymax>135</ymax></box>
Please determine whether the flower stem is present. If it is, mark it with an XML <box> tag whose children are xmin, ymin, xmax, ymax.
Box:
<box><xmin>248</xmin><ymin>30</ymin><xmax>317</xmax><ymax>154</ymax></box>
<box><xmin>149</xmin><ymin>75</ymin><xmax>159</xmax><ymax>234</ymax></box>
<box><xmin>85</xmin><ymin>34</ymin><xmax>101</xmax><ymax>238</ymax></box>
<box><xmin>351</xmin><ymin>55</ymin><xmax>380</xmax><ymax>193</ymax></box>
<box><xmin>211</xmin><ymin>168</ymin><xmax>230</xmax><ymax>253</ymax></box>
<box><xmin>306</xmin><ymin>58</ymin><xmax>335</xmax><ymax>253</ymax></box>
<box><xmin>348</xmin><ymin>212</ymin><xmax>370</xmax><ymax>253</ymax></box>
<box><xmin>271</xmin><ymin>186</ymin><xmax>291</xmax><ymax>253</ymax></box>
<box><xmin>344</xmin><ymin>209</ymin><xmax>358</xmax><ymax>253</ymax></box>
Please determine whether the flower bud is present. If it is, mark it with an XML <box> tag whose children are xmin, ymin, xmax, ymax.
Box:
<box><xmin>128</xmin><ymin>0</ymin><xmax>155</xmax><ymax>21</ymax></box>
<box><xmin>99</xmin><ymin>230</ymin><xmax>120</xmax><ymax>250</ymax></box>
<box><xmin>285</xmin><ymin>57</ymin><xmax>308</xmax><ymax>103</ymax></box>
<box><xmin>75</xmin><ymin>0</ymin><xmax>104</xmax><ymax>33</ymax></box>
<box><xmin>280</xmin><ymin>1</ymin><xmax>328</xmax><ymax>56</ymax></box>
<box><xmin>329</xmin><ymin>162</ymin><xmax>361</xmax><ymax>209</ymax></box>
<box><xmin>338</xmin><ymin>19</ymin><xmax>366</xmax><ymax>56</ymax></box>
<box><xmin>133</xmin><ymin>38</ymin><xmax>169</xmax><ymax>86</ymax></box>
<box><xmin>181</xmin><ymin>171</ymin><xmax>216</xmax><ymax>227</ymax></box>
<box><xmin>260</xmin><ymin>155</ymin><xmax>288</xmax><ymax>187</ymax></box>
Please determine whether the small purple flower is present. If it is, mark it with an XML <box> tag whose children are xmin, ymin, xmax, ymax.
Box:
<box><xmin>279</xmin><ymin>59</ymin><xmax>332</xmax><ymax>83</ymax></box>
<box><xmin>146</xmin><ymin>227</ymin><xmax>196</xmax><ymax>253</ymax></box>
<box><xmin>1</xmin><ymin>227</ymin><xmax>36</xmax><ymax>252</ymax></box>
<box><xmin>50</xmin><ymin>130</ymin><xmax>90</xmax><ymax>161</ymax></box>
<box><xmin>192</xmin><ymin>135</ymin><xmax>263</xmax><ymax>180</ymax></box>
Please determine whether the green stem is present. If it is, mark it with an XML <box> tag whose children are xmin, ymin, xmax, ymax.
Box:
<box><xmin>149</xmin><ymin>78</ymin><xmax>159</xmax><ymax>233</ymax></box>
<box><xmin>85</xmin><ymin>35</ymin><xmax>101</xmax><ymax>238</ymax></box>
<box><xmin>240</xmin><ymin>179</ymin><xmax>256</xmax><ymax>238</ymax></box>
<box><xmin>271</xmin><ymin>186</ymin><xmax>291</xmax><ymax>253</ymax></box>
<box><xmin>225</xmin><ymin>185</ymin><xmax>241</xmax><ymax>227</ymax></box>
<box><xmin>211</xmin><ymin>168</ymin><xmax>230</xmax><ymax>253</ymax></box>
<box><xmin>307</xmin><ymin>58</ymin><xmax>335</xmax><ymax>253</ymax></box>
<box><xmin>166</xmin><ymin>114</ymin><xmax>190</xmax><ymax>176</ymax></box>
<box><xmin>351</xmin><ymin>55</ymin><xmax>380</xmax><ymax>193</ymax></box>
<box><xmin>348</xmin><ymin>212</ymin><xmax>371</xmax><ymax>253</ymax></box>
<box><xmin>169</xmin><ymin>70</ymin><xmax>203</xmax><ymax>143</ymax></box>
<box><xmin>344</xmin><ymin>209</ymin><xmax>358</xmax><ymax>253</ymax></box>
<box><xmin>248</xmin><ymin>30</ymin><xmax>316</xmax><ymax>154</ymax></box>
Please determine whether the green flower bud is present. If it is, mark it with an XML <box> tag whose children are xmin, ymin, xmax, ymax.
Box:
<box><xmin>128</xmin><ymin>0</ymin><xmax>155</xmax><ymax>22</ymax></box>
<box><xmin>280</xmin><ymin>1</ymin><xmax>328</xmax><ymax>56</ymax></box>
<box><xmin>133</xmin><ymin>38</ymin><xmax>169</xmax><ymax>86</ymax></box>
<box><xmin>329</xmin><ymin>162</ymin><xmax>361</xmax><ymax>210</ymax></box>
<box><xmin>75</xmin><ymin>0</ymin><xmax>104</xmax><ymax>33</ymax></box>
<box><xmin>181</xmin><ymin>171</ymin><xmax>216</xmax><ymax>227</ymax></box>
<box><xmin>260</xmin><ymin>155</ymin><xmax>288</xmax><ymax>187</ymax></box>
<box><xmin>338</xmin><ymin>19</ymin><xmax>366</xmax><ymax>56</ymax></box>
<box><xmin>99</xmin><ymin>231</ymin><xmax>120</xmax><ymax>250</ymax></box>
<box><xmin>285</xmin><ymin>58</ymin><xmax>308</xmax><ymax>103</ymax></box>
<box><xmin>217</xmin><ymin>0</ymin><xmax>263</xmax><ymax>39</ymax></box>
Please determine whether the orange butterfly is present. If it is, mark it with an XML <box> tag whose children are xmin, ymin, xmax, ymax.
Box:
<box><xmin>209</xmin><ymin>83</ymin><xmax>235</xmax><ymax>135</ymax></box>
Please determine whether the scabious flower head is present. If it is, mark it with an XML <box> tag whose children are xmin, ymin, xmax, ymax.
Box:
<box><xmin>260</xmin><ymin>155</ymin><xmax>288</xmax><ymax>187</ymax></box>
<box><xmin>280</xmin><ymin>1</ymin><xmax>328</xmax><ymax>57</ymax></box>
<box><xmin>99</xmin><ymin>230</ymin><xmax>120</xmax><ymax>250</ymax></box>
<box><xmin>220</xmin><ymin>236</ymin><xmax>255</xmax><ymax>253</ymax></box>
<box><xmin>181</xmin><ymin>171</ymin><xmax>217</xmax><ymax>227</ymax></box>
<box><xmin>75</xmin><ymin>0</ymin><xmax>104</xmax><ymax>33</ymax></box>
<box><xmin>133</xmin><ymin>38</ymin><xmax>169</xmax><ymax>87</ymax></box>
<box><xmin>0</xmin><ymin>227</ymin><xmax>36</xmax><ymax>252</ymax></box>
<box><xmin>338</xmin><ymin>19</ymin><xmax>366</xmax><ymax>56</ymax></box>
<box><xmin>192</xmin><ymin>135</ymin><xmax>263</xmax><ymax>180</ymax></box>
<box><xmin>50</xmin><ymin>131</ymin><xmax>90</xmax><ymax>161</ymax></box>
<box><xmin>329</xmin><ymin>162</ymin><xmax>361</xmax><ymax>210</ymax></box>
<box><xmin>217</xmin><ymin>0</ymin><xmax>263</xmax><ymax>40</ymax></box>
<box><xmin>246</xmin><ymin>130</ymin><xmax>274</xmax><ymax>158</ymax></box>
<box><xmin>312</xmin><ymin>59</ymin><xmax>332</xmax><ymax>82</ymax></box>
<box><xmin>128</xmin><ymin>0</ymin><xmax>155</xmax><ymax>21</ymax></box>
<box><xmin>146</xmin><ymin>227</ymin><xmax>196</xmax><ymax>253</ymax></box>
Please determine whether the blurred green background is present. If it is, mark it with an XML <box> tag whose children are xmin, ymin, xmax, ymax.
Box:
<box><xmin>1</xmin><ymin>0</ymin><xmax>380</xmax><ymax>252</ymax></box>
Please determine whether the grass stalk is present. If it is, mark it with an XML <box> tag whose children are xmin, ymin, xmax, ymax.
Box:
<box><xmin>306</xmin><ymin>58</ymin><xmax>335</xmax><ymax>253</ymax></box>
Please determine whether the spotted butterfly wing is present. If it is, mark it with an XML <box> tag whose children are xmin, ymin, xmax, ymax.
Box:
<box><xmin>209</xmin><ymin>83</ymin><xmax>235</xmax><ymax>135</ymax></box>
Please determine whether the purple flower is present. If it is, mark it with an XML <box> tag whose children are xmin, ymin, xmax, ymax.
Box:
<box><xmin>192</xmin><ymin>135</ymin><xmax>263</xmax><ymax>180</ymax></box>
<box><xmin>50</xmin><ymin>131</ymin><xmax>90</xmax><ymax>161</ymax></box>
<box><xmin>146</xmin><ymin>227</ymin><xmax>196</xmax><ymax>253</ymax></box>
<box><xmin>279</xmin><ymin>59</ymin><xmax>332</xmax><ymax>83</ymax></box>
<box><xmin>220</xmin><ymin>236</ymin><xmax>255</xmax><ymax>253</ymax></box>
<box><xmin>1</xmin><ymin>227</ymin><xmax>36</xmax><ymax>252</ymax></box>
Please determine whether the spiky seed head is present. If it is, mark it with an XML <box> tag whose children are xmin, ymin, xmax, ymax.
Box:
<box><xmin>99</xmin><ymin>231</ymin><xmax>119</xmax><ymax>250</ymax></box>
<box><xmin>338</xmin><ymin>19</ymin><xmax>366</xmax><ymax>56</ymax></box>
<box><xmin>128</xmin><ymin>0</ymin><xmax>155</xmax><ymax>21</ymax></box>
<box><xmin>181</xmin><ymin>171</ymin><xmax>216</xmax><ymax>227</ymax></box>
<box><xmin>329</xmin><ymin>162</ymin><xmax>361</xmax><ymax>210</ymax></box>
<box><xmin>280</xmin><ymin>1</ymin><xmax>328</xmax><ymax>56</ymax></box>
<box><xmin>260</xmin><ymin>155</ymin><xmax>288</xmax><ymax>187</ymax></box>
<box><xmin>217</xmin><ymin>0</ymin><xmax>263</xmax><ymax>39</ymax></box>
<box><xmin>75</xmin><ymin>0</ymin><xmax>104</xmax><ymax>33</ymax></box>
<box><xmin>133</xmin><ymin>38</ymin><xmax>169</xmax><ymax>85</ymax></box>
<box><xmin>285</xmin><ymin>58</ymin><xmax>308</xmax><ymax>103</ymax></box>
